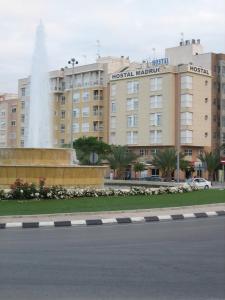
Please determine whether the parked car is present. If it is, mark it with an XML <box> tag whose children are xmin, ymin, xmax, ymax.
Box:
<box><xmin>186</xmin><ymin>177</ymin><xmax>212</xmax><ymax>189</ymax></box>
<box><xmin>143</xmin><ymin>175</ymin><xmax>162</xmax><ymax>182</ymax></box>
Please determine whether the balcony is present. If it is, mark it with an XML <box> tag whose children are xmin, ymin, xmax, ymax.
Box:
<box><xmin>52</xmin><ymin>86</ymin><xmax>64</xmax><ymax>93</ymax></box>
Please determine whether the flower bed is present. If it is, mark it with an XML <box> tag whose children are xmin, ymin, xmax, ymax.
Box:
<box><xmin>0</xmin><ymin>178</ymin><xmax>198</xmax><ymax>201</ymax></box>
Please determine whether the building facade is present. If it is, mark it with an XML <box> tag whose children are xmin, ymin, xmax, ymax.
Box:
<box><xmin>0</xmin><ymin>93</ymin><xmax>19</xmax><ymax>147</ymax></box>
<box><xmin>109</xmin><ymin>63</ymin><xmax>212</xmax><ymax>177</ymax></box>
<box><xmin>18</xmin><ymin>56</ymin><xmax>130</xmax><ymax>147</ymax></box>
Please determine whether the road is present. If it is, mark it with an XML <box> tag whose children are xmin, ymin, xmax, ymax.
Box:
<box><xmin>0</xmin><ymin>218</ymin><xmax>224</xmax><ymax>300</ymax></box>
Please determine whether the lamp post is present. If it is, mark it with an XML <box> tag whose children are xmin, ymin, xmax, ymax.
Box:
<box><xmin>68</xmin><ymin>58</ymin><xmax>78</xmax><ymax>149</ymax></box>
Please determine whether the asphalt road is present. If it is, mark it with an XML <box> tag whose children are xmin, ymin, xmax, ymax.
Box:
<box><xmin>0</xmin><ymin>218</ymin><xmax>224</xmax><ymax>300</ymax></box>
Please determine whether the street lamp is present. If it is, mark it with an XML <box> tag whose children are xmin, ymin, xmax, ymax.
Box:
<box><xmin>68</xmin><ymin>58</ymin><xmax>78</xmax><ymax>149</ymax></box>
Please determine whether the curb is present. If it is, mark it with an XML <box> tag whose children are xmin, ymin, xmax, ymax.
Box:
<box><xmin>0</xmin><ymin>210</ymin><xmax>225</xmax><ymax>229</ymax></box>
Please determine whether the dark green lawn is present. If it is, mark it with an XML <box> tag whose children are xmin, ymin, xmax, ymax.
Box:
<box><xmin>0</xmin><ymin>189</ymin><xmax>224</xmax><ymax>216</ymax></box>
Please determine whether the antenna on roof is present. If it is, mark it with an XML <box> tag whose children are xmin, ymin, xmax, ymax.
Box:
<box><xmin>180</xmin><ymin>32</ymin><xmax>184</xmax><ymax>46</ymax></box>
<box><xmin>96</xmin><ymin>40</ymin><xmax>101</xmax><ymax>59</ymax></box>
<box><xmin>152</xmin><ymin>48</ymin><xmax>156</xmax><ymax>60</ymax></box>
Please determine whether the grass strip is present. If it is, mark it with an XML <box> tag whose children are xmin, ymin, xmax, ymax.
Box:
<box><xmin>0</xmin><ymin>189</ymin><xmax>224</xmax><ymax>216</ymax></box>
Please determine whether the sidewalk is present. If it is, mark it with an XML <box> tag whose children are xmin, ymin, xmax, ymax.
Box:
<box><xmin>1</xmin><ymin>203</ymin><xmax>225</xmax><ymax>224</ymax></box>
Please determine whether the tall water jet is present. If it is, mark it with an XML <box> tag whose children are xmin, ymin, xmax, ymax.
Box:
<box><xmin>26</xmin><ymin>21</ymin><xmax>53</xmax><ymax>148</ymax></box>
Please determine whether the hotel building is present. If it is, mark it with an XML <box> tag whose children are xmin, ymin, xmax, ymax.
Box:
<box><xmin>109</xmin><ymin>61</ymin><xmax>212</xmax><ymax>177</ymax></box>
<box><xmin>0</xmin><ymin>93</ymin><xmax>19</xmax><ymax>147</ymax></box>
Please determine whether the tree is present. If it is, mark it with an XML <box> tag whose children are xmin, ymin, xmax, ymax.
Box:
<box><xmin>199</xmin><ymin>151</ymin><xmax>220</xmax><ymax>181</ymax></box>
<box><xmin>180</xmin><ymin>160</ymin><xmax>195</xmax><ymax>179</ymax></box>
<box><xmin>133</xmin><ymin>162</ymin><xmax>145</xmax><ymax>179</ymax></box>
<box><xmin>152</xmin><ymin>148</ymin><xmax>185</xmax><ymax>181</ymax></box>
<box><xmin>106</xmin><ymin>145</ymin><xmax>137</xmax><ymax>179</ymax></box>
<box><xmin>73</xmin><ymin>136</ymin><xmax>111</xmax><ymax>165</ymax></box>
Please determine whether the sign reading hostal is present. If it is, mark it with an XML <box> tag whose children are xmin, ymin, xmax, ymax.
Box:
<box><xmin>111</xmin><ymin>67</ymin><xmax>160</xmax><ymax>80</ymax></box>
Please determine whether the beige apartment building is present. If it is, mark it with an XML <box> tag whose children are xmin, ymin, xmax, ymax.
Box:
<box><xmin>0</xmin><ymin>93</ymin><xmax>19</xmax><ymax>147</ymax></box>
<box><xmin>18</xmin><ymin>56</ymin><xmax>130</xmax><ymax>147</ymax></box>
<box><xmin>109</xmin><ymin>62</ymin><xmax>212</xmax><ymax>177</ymax></box>
<box><xmin>166</xmin><ymin>39</ymin><xmax>225</xmax><ymax>153</ymax></box>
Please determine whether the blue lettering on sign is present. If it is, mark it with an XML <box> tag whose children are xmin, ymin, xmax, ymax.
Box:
<box><xmin>152</xmin><ymin>58</ymin><xmax>169</xmax><ymax>66</ymax></box>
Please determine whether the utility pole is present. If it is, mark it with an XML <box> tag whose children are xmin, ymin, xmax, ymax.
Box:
<box><xmin>68</xmin><ymin>58</ymin><xmax>78</xmax><ymax>149</ymax></box>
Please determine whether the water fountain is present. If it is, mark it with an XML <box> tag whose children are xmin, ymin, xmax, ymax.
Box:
<box><xmin>0</xmin><ymin>22</ymin><xmax>106</xmax><ymax>188</ymax></box>
<box><xmin>26</xmin><ymin>21</ymin><xmax>53</xmax><ymax>148</ymax></box>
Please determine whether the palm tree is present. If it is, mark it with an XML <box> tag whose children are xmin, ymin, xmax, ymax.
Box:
<box><xmin>107</xmin><ymin>145</ymin><xmax>137</xmax><ymax>179</ymax></box>
<box><xmin>133</xmin><ymin>162</ymin><xmax>145</xmax><ymax>179</ymax></box>
<box><xmin>199</xmin><ymin>151</ymin><xmax>220</xmax><ymax>181</ymax></box>
<box><xmin>152</xmin><ymin>148</ymin><xmax>185</xmax><ymax>181</ymax></box>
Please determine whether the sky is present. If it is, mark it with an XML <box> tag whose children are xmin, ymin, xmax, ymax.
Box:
<box><xmin>0</xmin><ymin>0</ymin><xmax>225</xmax><ymax>93</ymax></box>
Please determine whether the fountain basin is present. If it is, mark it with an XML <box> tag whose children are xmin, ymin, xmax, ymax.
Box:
<box><xmin>0</xmin><ymin>148</ymin><xmax>106</xmax><ymax>188</ymax></box>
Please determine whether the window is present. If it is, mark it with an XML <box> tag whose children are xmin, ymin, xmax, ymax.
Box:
<box><xmin>110</xmin><ymin>116</ymin><xmax>116</xmax><ymax>129</ymax></box>
<box><xmin>222</xmin><ymin>116</ymin><xmax>225</xmax><ymax>127</ymax></box>
<box><xmin>205</xmin><ymin>80</ymin><xmax>208</xmax><ymax>86</ymax></box>
<box><xmin>205</xmin><ymin>98</ymin><xmax>208</xmax><ymax>103</ymax></box>
<box><xmin>61</xmin><ymin>96</ymin><xmax>66</xmax><ymax>105</ymax></box>
<box><xmin>184</xmin><ymin>149</ymin><xmax>192</xmax><ymax>157</ymax></box>
<box><xmin>82</xmin><ymin>122</ymin><xmax>89</xmax><ymax>132</ymax></box>
<box><xmin>139</xmin><ymin>149</ymin><xmax>144</xmax><ymax>156</ymax></box>
<box><xmin>222</xmin><ymin>132</ymin><xmax>225</xmax><ymax>143</ymax></box>
<box><xmin>82</xmin><ymin>107</ymin><xmax>89</xmax><ymax>117</ymax></box>
<box><xmin>181</xmin><ymin>130</ymin><xmax>192</xmax><ymax>144</ymax></box>
<box><xmin>127</xmin><ymin>115</ymin><xmax>138</xmax><ymax>127</ymax></box>
<box><xmin>222</xmin><ymin>99</ymin><xmax>225</xmax><ymax>110</ymax></box>
<box><xmin>21</xmin><ymin>114</ymin><xmax>25</xmax><ymax>123</ymax></box>
<box><xmin>60</xmin><ymin>124</ymin><xmax>65</xmax><ymax>133</ymax></box>
<box><xmin>204</xmin><ymin>132</ymin><xmax>208</xmax><ymax>137</ymax></box>
<box><xmin>0</xmin><ymin>122</ymin><xmax>6</xmax><ymax>128</ymax></box>
<box><xmin>204</xmin><ymin>115</ymin><xmax>208</xmax><ymax>120</ymax></box>
<box><xmin>20</xmin><ymin>140</ymin><xmax>24</xmax><ymax>147</ymax></box>
<box><xmin>181</xmin><ymin>94</ymin><xmax>192</xmax><ymax>107</ymax></box>
<box><xmin>60</xmin><ymin>139</ymin><xmax>65</xmax><ymax>145</ymax></box>
<box><xmin>21</xmin><ymin>128</ymin><xmax>25</xmax><ymax>136</ymax></box>
<box><xmin>73</xmin><ymin>108</ymin><xmax>80</xmax><ymax>118</ymax></box>
<box><xmin>127</xmin><ymin>81</ymin><xmax>139</xmax><ymax>94</ymax></box>
<box><xmin>61</xmin><ymin>111</ymin><xmax>66</xmax><ymax>119</ymax></box>
<box><xmin>0</xmin><ymin>110</ymin><xmax>6</xmax><ymax>116</ymax></box>
<box><xmin>11</xmin><ymin>107</ymin><xmax>16</xmax><ymax>113</ymax></box>
<box><xmin>111</xmin><ymin>101</ymin><xmax>116</xmax><ymax>113</ymax></box>
<box><xmin>110</xmin><ymin>132</ymin><xmax>116</xmax><ymax>144</ymax></box>
<box><xmin>181</xmin><ymin>112</ymin><xmax>193</xmax><ymax>125</ymax></box>
<box><xmin>21</xmin><ymin>88</ymin><xmax>26</xmax><ymax>96</ymax></box>
<box><xmin>150</xmin><ymin>77</ymin><xmax>162</xmax><ymax>91</ymax></box>
<box><xmin>11</xmin><ymin>121</ymin><xmax>16</xmax><ymax>126</ymax></box>
<box><xmin>150</xmin><ymin>113</ymin><xmax>162</xmax><ymax>126</ymax></box>
<box><xmin>72</xmin><ymin>123</ymin><xmax>79</xmax><ymax>133</ymax></box>
<box><xmin>140</xmin><ymin>149</ymin><xmax>148</xmax><ymax>156</ymax></box>
<box><xmin>127</xmin><ymin>131</ymin><xmax>138</xmax><ymax>144</ymax></box>
<box><xmin>150</xmin><ymin>149</ymin><xmax>158</xmax><ymax>155</ymax></box>
<box><xmin>150</xmin><ymin>95</ymin><xmax>162</xmax><ymax>108</ymax></box>
<box><xmin>181</xmin><ymin>75</ymin><xmax>192</xmax><ymax>89</ymax></box>
<box><xmin>82</xmin><ymin>91</ymin><xmax>89</xmax><ymax>102</ymax></box>
<box><xmin>73</xmin><ymin>92</ymin><xmax>80</xmax><ymax>103</ymax></box>
<box><xmin>21</xmin><ymin>101</ymin><xmax>25</xmax><ymax>109</ymax></box>
<box><xmin>150</xmin><ymin>130</ymin><xmax>162</xmax><ymax>144</ymax></box>
<box><xmin>127</xmin><ymin>98</ymin><xmax>138</xmax><ymax>111</ymax></box>
<box><xmin>111</xmin><ymin>84</ymin><xmax>116</xmax><ymax>97</ymax></box>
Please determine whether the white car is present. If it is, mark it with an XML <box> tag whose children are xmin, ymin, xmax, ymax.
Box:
<box><xmin>186</xmin><ymin>178</ymin><xmax>212</xmax><ymax>189</ymax></box>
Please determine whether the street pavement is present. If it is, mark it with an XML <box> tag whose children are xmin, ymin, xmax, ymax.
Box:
<box><xmin>0</xmin><ymin>217</ymin><xmax>224</xmax><ymax>300</ymax></box>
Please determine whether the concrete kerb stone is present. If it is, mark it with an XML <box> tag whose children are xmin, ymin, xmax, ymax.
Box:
<box><xmin>0</xmin><ymin>209</ymin><xmax>224</xmax><ymax>229</ymax></box>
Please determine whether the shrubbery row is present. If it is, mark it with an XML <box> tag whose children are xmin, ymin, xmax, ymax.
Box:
<box><xmin>0</xmin><ymin>178</ymin><xmax>198</xmax><ymax>201</ymax></box>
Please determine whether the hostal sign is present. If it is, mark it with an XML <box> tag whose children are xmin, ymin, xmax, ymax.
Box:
<box><xmin>111</xmin><ymin>67</ymin><xmax>160</xmax><ymax>80</ymax></box>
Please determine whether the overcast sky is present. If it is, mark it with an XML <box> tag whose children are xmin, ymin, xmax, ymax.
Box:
<box><xmin>1</xmin><ymin>0</ymin><xmax>225</xmax><ymax>93</ymax></box>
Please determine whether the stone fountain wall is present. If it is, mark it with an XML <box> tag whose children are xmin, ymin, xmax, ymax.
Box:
<box><xmin>0</xmin><ymin>148</ymin><xmax>106</xmax><ymax>188</ymax></box>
